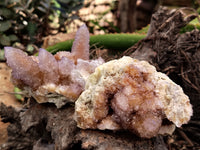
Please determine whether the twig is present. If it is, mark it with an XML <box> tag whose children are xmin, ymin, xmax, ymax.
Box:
<box><xmin>3</xmin><ymin>91</ymin><xmax>26</xmax><ymax>96</ymax></box>
<box><xmin>177</xmin><ymin>128</ymin><xmax>194</xmax><ymax>147</ymax></box>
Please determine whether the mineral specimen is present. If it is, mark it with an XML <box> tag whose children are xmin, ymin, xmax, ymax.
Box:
<box><xmin>75</xmin><ymin>56</ymin><xmax>193</xmax><ymax>138</ymax></box>
<box><xmin>5</xmin><ymin>24</ymin><xmax>104</xmax><ymax>108</ymax></box>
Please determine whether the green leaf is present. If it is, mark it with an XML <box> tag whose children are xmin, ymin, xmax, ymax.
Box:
<box><xmin>0</xmin><ymin>34</ymin><xmax>11</xmax><ymax>45</ymax></box>
<box><xmin>27</xmin><ymin>22</ymin><xmax>37</xmax><ymax>36</ymax></box>
<box><xmin>14</xmin><ymin>87</ymin><xmax>23</xmax><ymax>101</ymax></box>
<box><xmin>26</xmin><ymin>22</ymin><xmax>37</xmax><ymax>42</ymax></box>
<box><xmin>0</xmin><ymin>49</ymin><xmax>5</xmax><ymax>61</ymax></box>
<box><xmin>0</xmin><ymin>21</ymin><xmax>12</xmax><ymax>32</ymax></box>
<box><xmin>10</xmin><ymin>0</ymin><xmax>20</xmax><ymax>3</ymax></box>
<box><xmin>0</xmin><ymin>8</ymin><xmax>13</xmax><ymax>18</ymax></box>
<box><xmin>26</xmin><ymin>44</ymin><xmax>34</xmax><ymax>53</ymax></box>
<box><xmin>8</xmin><ymin>34</ymin><xmax>19</xmax><ymax>42</ymax></box>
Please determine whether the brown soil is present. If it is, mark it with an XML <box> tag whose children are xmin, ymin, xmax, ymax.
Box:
<box><xmin>0</xmin><ymin>63</ymin><xmax>21</xmax><ymax>146</ymax></box>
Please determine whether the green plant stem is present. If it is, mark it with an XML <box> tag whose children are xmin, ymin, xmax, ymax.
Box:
<box><xmin>46</xmin><ymin>33</ymin><xmax>146</xmax><ymax>54</ymax></box>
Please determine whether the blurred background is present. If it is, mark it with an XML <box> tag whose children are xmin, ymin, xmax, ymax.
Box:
<box><xmin>0</xmin><ymin>0</ymin><xmax>200</xmax><ymax>57</ymax></box>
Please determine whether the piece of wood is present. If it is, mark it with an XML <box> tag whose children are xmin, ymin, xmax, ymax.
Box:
<box><xmin>0</xmin><ymin>102</ymin><xmax>168</xmax><ymax>150</ymax></box>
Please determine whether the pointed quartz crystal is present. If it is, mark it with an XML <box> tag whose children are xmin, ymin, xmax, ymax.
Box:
<box><xmin>4</xmin><ymin>47</ymin><xmax>42</xmax><ymax>89</ymax></box>
<box><xmin>38</xmin><ymin>48</ymin><xmax>59</xmax><ymax>84</ymax></box>
<box><xmin>71</xmin><ymin>24</ymin><xmax>90</xmax><ymax>60</ymax></box>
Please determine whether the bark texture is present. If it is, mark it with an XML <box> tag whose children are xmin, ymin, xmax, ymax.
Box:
<box><xmin>117</xmin><ymin>0</ymin><xmax>159</xmax><ymax>32</ymax></box>
<box><xmin>117</xmin><ymin>0</ymin><xmax>137</xmax><ymax>32</ymax></box>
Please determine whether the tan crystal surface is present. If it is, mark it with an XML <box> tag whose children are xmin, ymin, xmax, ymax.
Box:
<box><xmin>75</xmin><ymin>56</ymin><xmax>192</xmax><ymax>138</ymax></box>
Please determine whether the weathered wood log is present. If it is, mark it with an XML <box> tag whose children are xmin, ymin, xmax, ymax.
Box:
<box><xmin>0</xmin><ymin>101</ymin><xmax>168</xmax><ymax>150</ymax></box>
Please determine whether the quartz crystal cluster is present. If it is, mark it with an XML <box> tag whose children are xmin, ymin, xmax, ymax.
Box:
<box><xmin>5</xmin><ymin>24</ymin><xmax>104</xmax><ymax>108</ymax></box>
<box><xmin>75</xmin><ymin>56</ymin><xmax>193</xmax><ymax>138</ymax></box>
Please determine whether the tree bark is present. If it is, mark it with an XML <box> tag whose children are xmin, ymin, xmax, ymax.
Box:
<box><xmin>117</xmin><ymin>0</ymin><xmax>159</xmax><ymax>32</ymax></box>
<box><xmin>117</xmin><ymin>0</ymin><xmax>137</xmax><ymax>32</ymax></box>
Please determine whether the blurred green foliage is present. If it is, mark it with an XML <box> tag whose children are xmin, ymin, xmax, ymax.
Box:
<box><xmin>0</xmin><ymin>0</ymin><xmax>84</xmax><ymax>49</ymax></box>
<box><xmin>180</xmin><ymin>17</ymin><xmax>200</xmax><ymax>33</ymax></box>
